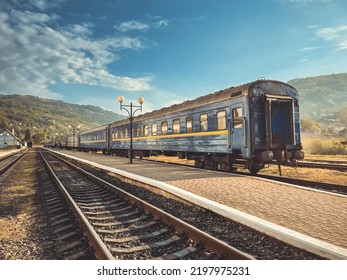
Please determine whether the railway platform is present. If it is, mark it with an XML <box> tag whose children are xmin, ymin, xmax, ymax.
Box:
<box><xmin>47</xmin><ymin>149</ymin><xmax>347</xmax><ymax>258</ymax></box>
<box><xmin>0</xmin><ymin>149</ymin><xmax>21</xmax><ymax>158</ymax></box>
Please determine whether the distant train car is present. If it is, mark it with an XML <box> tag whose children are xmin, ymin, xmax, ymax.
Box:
<box><xmin>54</xmin><ymin>134</ymin><xmax>79</xmax><ymax>150</ymax></box>
<box><xmin>65</xmin><ymin>134</ymin><xmax>79</xmax><ymax>150</ymax></box>
<box><xmin>78</xmin><ymin>79</ymin><xmax>304</xmax><ymax>174</ymax></box>
<box><xmin>79</xmin><ymin>125</ymin><xmax>109</xmax><ymax>152</ymax></box>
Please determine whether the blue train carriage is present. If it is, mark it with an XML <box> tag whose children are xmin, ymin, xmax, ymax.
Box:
<box><xmin>79</xmin><ymin>124</ymin><xmax>110</xmax><ymax>153</ymax></box>
<box><xmin>109</xmin><ymin>79</ymin><xmax>304</xmax><ymax>174</ymax></box>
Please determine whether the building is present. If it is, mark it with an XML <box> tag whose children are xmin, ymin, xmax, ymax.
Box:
<box><xmin>0</xmin><ymin>128</ymin><xmax>21</xmax><ymax>149</ymax></box>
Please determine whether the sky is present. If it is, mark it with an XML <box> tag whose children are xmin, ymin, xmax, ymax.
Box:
<box><xmin>1</xmin><ymin>0</ymin><xmax>347</xmax><ymax>114</ymax></box>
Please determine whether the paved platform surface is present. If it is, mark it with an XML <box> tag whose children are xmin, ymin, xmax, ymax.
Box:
<box><xmin>0</xmin><ymin>149</ymin><xmax>21</xmax><ymax>158</ymax></box>
<box><xmin>54</xmin><ymin>150</ymin><xmax>347</xmax><ymax>249</ymax></box>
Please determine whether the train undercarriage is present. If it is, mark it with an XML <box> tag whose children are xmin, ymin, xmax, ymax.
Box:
<box><xmin>105</xmin><ymin>148</ymin><xmax>304</xmax><ymax>175</ymax></box>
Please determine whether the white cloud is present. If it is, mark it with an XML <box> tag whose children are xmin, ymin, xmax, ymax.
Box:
<box><xmin>116</xmin><ymin>20</ymin><xmax>150</xmax><ymax>32</ymax></box>
<box><xmin>0</xmin><ymin>5</ymin><xmax>152</xmax><ymax>98</ymax></box>
<box><xmin>28</xmin><ymin>0</ymin><xmax>65</xmax><ymax>10</ymax></box>
<box><xmin>6</xmin><ymin>0</ymin><xmax>65</xmax><ymax>11</ymax></box>
<box><xmin>153</xmin><ymin>19</ymin><xmax>169</xmax><ymax>29</ymax></box>
<box><xmin>316</xmin><ymin>25</ymin><xmax>347</xmax><ymax>50</ymax></box>
<box><xmin>300</xmin><ymin>46</ymin><xmax>321</xmax><ymax>52</ymax></box>
<box><xmin>115</xmin><ymin>18</ymin><xmax>169</xmax><ymax>33</ymax></box>
<box><xmin>306</xmin><ymin>25</ymin><xmax>320</xmax><ymax>29</ymax></box>
<box><xmin>10</xmin><ymin>9</ymin><xmax>52</xmax><ymax>24</ymax></box>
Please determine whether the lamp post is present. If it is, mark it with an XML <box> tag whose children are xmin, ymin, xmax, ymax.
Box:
<box><xmin>118</xmin><ymin>96</ymin><xmax>144</xmax><ymax>164</ymax></box>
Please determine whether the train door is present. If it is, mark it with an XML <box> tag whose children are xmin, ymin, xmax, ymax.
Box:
<box><xmin>265</xmin><ymin>94</ymin><xmax>294</xmax><ymax>149</ymax></box>
<box><xmin>230</xmin><ymin>104</ymin><xmax>248</xmax><ymax>157</ymax></box>
<box><xmin>106</xmin><ymin>124</ymin><xmax>111</xmax><ymax>153</ymax></box>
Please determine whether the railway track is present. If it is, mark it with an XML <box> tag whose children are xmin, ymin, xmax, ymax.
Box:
<box><xmin>296</xmin><ymin>161</ymin><xmax>347</xmax><ymax>171</ymax></box>
<box><xmin>43</xmin><ymin>149</ymin><xmax>339</xmax><ymax>260</ymax></box>
<box><xmin>0</xmin><ymin>149</ymin><xmax>27</xmax><ymax>175</ymax></box>
<box><xmin>38</xmin><ymin>166</ymin><xmax>96</xmax><ymax>259</ymax></box>
<box><xmin>40</xmin><ymin>150</ymin><xmax>253</xmax><ymax>260</ymax></box>
<box><xmin>0</xmin><ymin>149</ymin><xmax>95</xmax><ymax>260</ymax></box>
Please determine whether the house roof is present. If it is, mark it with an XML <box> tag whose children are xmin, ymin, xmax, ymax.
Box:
<box><xmin>0</xmin><ymin>128</ymin><xmax>22</xmax><ymax>142</ymax></box>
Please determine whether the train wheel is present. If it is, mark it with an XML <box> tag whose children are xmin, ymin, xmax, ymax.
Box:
<box><xmin>194</xmin><ymin>158</ymin><xmax>204</xmax><ymax>168</ymax></box>
<box><xmin>248</xmin><ymin>165</ymin><xmax>260</xmax><ymax>175</ymax></box>
<box><xmin>246</xmin><ymin>159</ymin><xmax>263</xmax><ymax>175</ymax></box>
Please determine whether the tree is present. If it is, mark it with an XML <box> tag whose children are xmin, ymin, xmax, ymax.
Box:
<box><xmin>0</xmin><ymin>119</ymin><xmax>8</xmax><ymax>130</ymax></box>
<box><xmin>301</xmin><ymin>118</ymin><xmax>321</xmax><ymax>134</ymax></box>
<box><xmin>336</xmin><ymin>105</ymin><xmax>347</xmax><ymax>127</ymax></box>
<box><xmin>32</xmin><ymin>132</ymin><xmax>45</xmax><ymax>145</ymax></box>
<box><xmin>24</xmin><ymin>128</ymin><xmax>32</xmax><ymax>142</ymax></box>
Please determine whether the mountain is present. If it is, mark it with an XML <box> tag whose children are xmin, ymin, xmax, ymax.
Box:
<box><xmin>287</xmin><ymin>73</ymin><xmax>347</xmax><ymax>119</ymax></box>
<box><xmin>0</xmin><ymin>94</ymin><xmax>125</xmax><ymax>144</ymax></box>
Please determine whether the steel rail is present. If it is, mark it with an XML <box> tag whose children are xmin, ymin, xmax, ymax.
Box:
<box><xmin>295</xmin><ymin>161</ymin><xmax>347</xmax><ymax>171</ymax></box>
<box><xmin>39</xmin><ymin>151</ymin><xmax>115</xmax><ymax>260</ymax></box>
<box><xmin>47</xmin><ymin>150</ymin><xmax>254</xmax><ymax>260</ymax></box>
<box><xmin>0</xmin><ymin>149</ymin><xmax>28</xmax><ymax>175</ymax></box>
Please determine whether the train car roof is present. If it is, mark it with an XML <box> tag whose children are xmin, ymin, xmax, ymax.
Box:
<box><xmin>111</xmin><ymin>81</ymin><xmax>251</xmax><ymax>127</ymax></box>
<box><xmin>112</xmin><ymin>79</ymin><xmax>294</xmax><ymax>126</ymax></box>
<box><xmin>79</xmin><ymin>124</ymin><xmax>109</xmax><ymax>135</ymax></box>
<box><xmin>80</xmin><ymin>79</ymin><xmax>295</xmax><ymax>132</ymax></box>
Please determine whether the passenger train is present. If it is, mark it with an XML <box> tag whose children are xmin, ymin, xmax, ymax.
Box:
<box><xmin>54</xmin><ymin>79</ymin><xmax>305</xmax><ymax>174</ymax></box>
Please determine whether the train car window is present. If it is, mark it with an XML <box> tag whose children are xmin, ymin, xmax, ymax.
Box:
<box><xmin>136</xmin><ymin>126</ymin><xmax>142</xmax><ymax>137</ymax></box>
<box><xmin>173</xmin><ymin>119</ymin><xmax>180</xmax><ymax>134</ymax></box>
<box><xmin>217</xmin><ymin>110</ymin><xmax>226</xmax><ymax>130</ymax></box>
<box><xmin>152</xmin><ymin>123</ymin><xmax>157</xmax><ymax>136</ymax></box>
<box><xmin>161</xmin><ymin>121</ymin><xmax>168</xmax><ymax>135</ymax></box>
<box><xmin>232</xmin><ymin>107</ymin><xmax>243</xmax><ymax>129</ymax></box>
<box><xmin>186</xmin><ymin>116</ymin><xmax>193</xmax><ymax>133</ymax></box>
<box><xmin>143</xmin><ymin>124</ymin><xmax>149</xmax><ymax>136</ymax></box>
<box><xmin>200</xmin><ymin>114</ymin><xmax>208</xmax><ymax>131</ymax></box>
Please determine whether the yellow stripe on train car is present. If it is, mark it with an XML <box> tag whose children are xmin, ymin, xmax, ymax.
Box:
<box><xmin>111</xmin><ymin>129</ymin><xmax>228</xmax><ymax>141</ymax></box>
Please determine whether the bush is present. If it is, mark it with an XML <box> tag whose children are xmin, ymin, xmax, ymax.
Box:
<box><xmin>303</xmin><ymin>138</ymin><xmax>347</xmax><ymax>154</ymax></box>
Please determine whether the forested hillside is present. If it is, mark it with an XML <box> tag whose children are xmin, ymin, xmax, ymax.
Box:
<box><xmin>288</xmin><ymin>73</ymin><xmax>347</xmax><ymax>119</ymax></box>
<box><xmin>0</xmin><ymin>94</ymin><xmax>124</xmax><ymax>144</ymax></box>
<box><xmin>287</xmin><ymin>73</ymin><xmax>347</xmax><ymax>154</ymax></box>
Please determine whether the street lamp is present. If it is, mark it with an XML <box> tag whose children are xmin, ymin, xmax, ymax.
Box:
<box><xmin>118</xmin><ymin>96</ymin><xmax>144</xmax><ymax>163</ymax></box>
